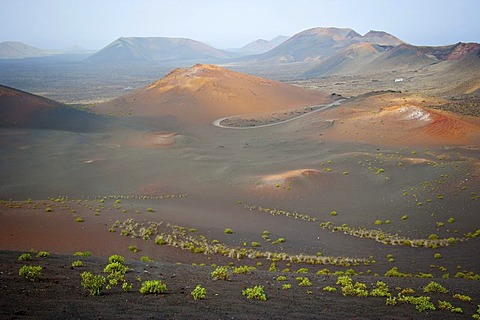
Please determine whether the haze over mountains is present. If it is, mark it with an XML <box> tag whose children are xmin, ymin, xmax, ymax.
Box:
<box><xmin>3</xmin><ymin>26</ymin><xmax>479</xmax><ymax>84</ymax></box>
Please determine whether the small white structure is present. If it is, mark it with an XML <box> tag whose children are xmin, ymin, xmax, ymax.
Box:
<box><xmin>394</xmin><ymin>78</ymin><xmax>404</xmax><ymax>82</ymax></box>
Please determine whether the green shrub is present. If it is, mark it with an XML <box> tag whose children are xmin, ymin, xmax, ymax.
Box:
<box><xmin>139</xmin><ymin>280</ymin><xmax>167</xmax><ymax>294</ymax></box>
<box><xmin>74</xmin><ymin>251</ymin><xmax>92</xmax><ymax>257</ymax></box>
<box><xmin>330</xmin><ymin>211</ymin><xmax>338</xmax><ymax>216</ymax></box>
<box><xmin>36</xmin><ymin>251</ymin><xmax>50</xmax><ymax>258</ymax></box>
<box><xmin>19</xmin><ymin>265</ymin><xmax>43</xmax><ymax>282</ymax></box>
<box><xmin>269</xmin><ymin>262</ymin><xmax>277</xmax><ymax>272</ymax></box>
<box><xmin>336</xmin><ymin>276</ymin><xmax>353</xmax><ymax>286</ymax></box>
<box><xmin>211</xmin><ymin>266</ymin><xmax>231</xmax><ymax>280</ymax></box>
<box><xmin>18</xmin><ymin>253</ymin><xmax>32</xmax><ymax>261</ymax></box>
<box><xmin>224</xmin><ymin>228</ymin><xmax>233</xmax><ymax>234</ymax></box>
<box><xmin>295</xmin><ymin>267</ymin><xmax>308</xmax><ymax>273</ymax></box>
<box><xmin>191</xmin><ymin>284</ymin><xmax>207</xmax><ymax>300</ymax></box>
<box><xmin>437</xmin><ymin>300</ymin><xmax>453</xmax><ymax>310</ymax></box>
<box><xmin>81</xmin><ymin>271</ymin><xmax>106</xmax><ymax>296</ymax></box>
<box><xmin>370</xmin><ymin>281</ymin><xmax>390</xmax><ymax>297</ymax></box>
<box><xmin>473</xmin><ymin>305</ymin><xmax>480</xmax><ymax>320</ymax></box>
<box><xmin>341</xmin><ymin>282</ymin><xmax>368</xmax><ymax>297</ymax></box>
<box><xmin>298</xmin><ymin>277</ymin><xmax>312</xmax><ymax>287</ymax></box>
<box><xmin>140</xmin><ymin>256</ymin><xmax>154</xmax><ymax>262</ymax></box>
<box><xmin>71</xmin><ymin>260</ymin><xmax>83</xmax><ymax>267</ymax></box>
<box><xmin>282</xmin><ymin>283</ymin><xmax>291</xmax><ymax>290</ymax></box>
<box><xmin>104</xmin><ymin>261</ymin><xmax>129</xmax><ymax>288</ymax></box>
<box><xmin>276</xmin><ymin>276</ymin><xmax>287</xmax><ymax>281</ymax></box>
<box><xmin>452</xmin><ymin>293</ymin><xmax>472</xmax><ymax>302</ymax></box>
<box><xmin>146</xmin><ymin>208</ymin><xmax>154</xmax><ymax>212</ymax></box>
<box><xmin>233</xmin><ymin>265</ymin><xmax>256</xmax><ymax>274</ymax></box>
<box><xmin>108</xmin><ymin>254</ymin><xmax>125</xmax><ymax>264</ymax></box>
<box><xmin>122</xmin><ymin>282</ymin><xmax>133</xmax><ymax>292</ymax></box>
<box><xmin>323</xmin><ymin>286</ymin><xmax>337</xmax><ymax>293</ymax></box>
<box><xmin>400</xmin><ymin>295</ymin><xmax>436</xmax><ymax>312</ymax></box>
<box><xmin>423</xmin><ymin>281</ymin><xmax>448</xmax><ymax>294</ymax></box>
<box><xmin>434</xmin><ymin>253</ymin><xmax>442</xmax><ymax>259</ymax></box>
<box><xmin>128</xmin><ymin>245</ymin><xmax>139</xmax><ymax>253</ymax></box>
<box><xmin>242</xmin><ymin>285</ymin><xmax>267</xmax><ymax>300</ymax></box>
<box><xmin>75</xmin><ymin>217</ymin><xmax>84</xmax><ymax>223</ymax></box>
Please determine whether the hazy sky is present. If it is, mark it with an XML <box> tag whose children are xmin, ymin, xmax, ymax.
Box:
<box><xmin>1</xmin><ymin>0</ymin><xmax>479</xmax><ymax>50</ymax></box>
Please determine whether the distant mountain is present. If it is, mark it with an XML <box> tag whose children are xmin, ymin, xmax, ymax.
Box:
<box><xmin>61</xmin><ymin>45</ymin><xmax>95</xmax><ymax>54</ymax></box>
<box><xmin>301</xmin><ymin>36</ymin><xmax>480</xmax><ymax>78</ymax></box>
<box><xmin>302</xmin><ymin>43</ymin><xmax>387</xmax><ymax>77</ymax></box>
<box><xmin>362</xmin><ymin>30</ymin><xmax>403</xmax><ymax>46</ymax></box>
<box><xmin>86</xmin><ymin>37</ymin><xmax>233</xmax><ymax>63</ymax></box>
<box><xmin>0</xmin><ymin>41</ymin><xmax>53</xmax><ymax>59</ymax></box>
<box><xmin>257</xmin><ymin>27</ymin><xmax>362</xmax><ymax>63</ymax></box>
<box><xmin>96</xmin><ymin>64</ymin><xmax>333</xmax><ymax>125</ymax></box>
<box><xmin>236</xmin><ymin>35</ymin><xmax>289</xmax><ymax>55</ymax></box>
<box><xmin>0</xmin><ymin>85</ymin><xmax>108</xmax><ymax>131</ymax></box>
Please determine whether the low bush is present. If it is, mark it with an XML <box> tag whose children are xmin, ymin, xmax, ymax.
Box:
<box><xmin>423</xmin><ymin>281</ymin><xmax>448</xmax><ymax>294</ymax></box>
<box><xmin>242</xmin><ymin>285</ymin><xmax>267</xmax><ymax>300</ymax></box>
<box><xmin>233</xmin><ymin>265</ymin><xmax>256</xmax><ymax>274</ymax></box>
<box><xmin>36</xmin><ymin>251</ymin><xmax>50</xmax><ymax>258</ymax></box>
<box><xmin>19</xmin><ymin>265</ymin><xmax>43</xmax><ymax>282</ymax></box>
<box><xmin>17</xmin><ymin>253</ymin><xmax>32</xmax><ymax>261</ymax></box>
<box><xmin>211</xmin><ymin>266</ymin><xmax>231</xmax><ymax>280</ymax></box>
<box><xmin>191</xmin><ymin>285</ymin><xmax>207</xmax><ymax>300</ymax></box>
<box><xmin>71</xmin><ymin>260</ymin><xmax>83</xmax><ymax>267</ymax></box>
<box><xmin>323</xmin><ymin>286</ymin><xmax>337</xmax><ymax>293</ymax></box>
<box><xmin>139</xmin><ymin>280</ymin><xmax>167</xmax><ymax>294</ymax></box>
<box><xmin>81</xmin><ymin>271</ymin><xmax>106</xmax><ymax>296</ymax></box>
<box><xmin>108</xmin><ymin>254</ymin><xmax>125</xmax><ymax>264</ymax></box>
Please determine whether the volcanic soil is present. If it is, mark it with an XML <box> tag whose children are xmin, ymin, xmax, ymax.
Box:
<box><xmin>1</xmin><ymin>64</ymin><xmax>480</xmax><ymax>319</ymax></box>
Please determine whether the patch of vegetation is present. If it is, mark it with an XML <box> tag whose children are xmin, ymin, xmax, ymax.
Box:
<box><xmin>298</xmin><ymin>277</ymin><xmax>312</xmax><ymax>287</ymax></box>
<box><xmin>36</xmin><ymin>251</ymin><xmax>50</xmax><ymax>258</ymax></box>
<box><xmin>191</xmin><ymin>284</ymin><xmax>206</xmax><ymax>300</ymax></box>
<box><xmin>122</xmin><ymin>282</ymin><xmax>133</xmax><ymax>292</ymax></box>
<box><xmin>276</xmin><ymin>275</ymin><xmax>287</xmax><ymax>281</ymax></box>
<box><xmin>75</xmin><ymin>217</ymin><xmax>84</xmax><ymax>223</ymax></box>
<box><xmin>128</xmin><ymin>245</ymin><xmax>139</xmax><ymax>253</ymax></box>
<box><xmin>17</xmin><ymin>253</ymin><xmax>32</xmax><ymax>261</ymax></box>
<box><xmin>370</xmin><ymin>281</ymin><xmax>390</xmax><ymax>297</ymax></box>
<box><xmin>140</xmin><ymin>256</ymin><xmax>154</xmax><ymax>262</ymax></box>
<box><xmin>295</xmin><ymin>267</ymin><xmax>308</xmax><ymax>273</ymax></box>
<box><xmin>81</xmin><ymin>271</ymin><xmax>106</xmax><ymax>296</ymax></box>
<box><xmin>19</xmin><ymin>265</ymin><xmax>43</xmax><ymax>282</ymax></box>
<box><xmin>139</xmin><ymin>280</ymin><xmax>167</xmax><ymax>294</ymax></box>
<box><xmin>108</xmin><ymin>254</ymin><xmax>125</xmax><ymax>264</ymax></box>
<box><xmin>323</xmin><ymin>286</ymin><xmax>337</xmax><ymax>293</ymax></box>
<box><xmin>452</xmin><ymin>293</ymin><xmax>472</xmax><ymax>302</ymax></box>
<box><xmin>224</xmin><ymin>228</ymin><xmax>233</xmax><ymax>234</ymax></box>
<box><xmin>233</xmin><ymin>265</ymin><xmax>256</xmax><ymax>274</ymax></box>
<box><xmin>454</xmin><ymin>271</ymin><xmax>480</xmax><ymax>280</ymax></box>
<box><xmin>104</xmin><ymin>261</ymin><xmax>129</xmax><ymax>289</ymax></box>
<box><xmin>211</xmin><ymin>266</ymin><xmax>231</xmax><ymax>281</ymax></box>
<box><xmin>398</xmin><ymin>295</ymin><xmax>436</xmax><ymax>312</ymax></box>
<box><xmin>282</xmin><ymin>283</ymin><xmax>291</xmax><ymax>290</ymax></box>
<box><xmin>74</xmin><ymin>251</ymin><xmax>92</xmax><ymax>257</ymax></box>
<box><xmin>71</xmin><ymin>260</ymin><xmax>83</xmax><ymax>267</ymax></box>
<box><xmin>242</xmin><ymin>285</ymin><xmax>267</xmax><ymax>300</ymax></box>
<box><xmin>423</xmin><ymin>281</ymin><xmax>448</xmax><ymax>294</ymax></box>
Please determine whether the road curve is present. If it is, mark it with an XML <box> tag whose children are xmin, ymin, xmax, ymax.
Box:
<box><xmin>212</xmin><ymin>99</ymin><xmax>345</xmax><ymax>129</ymax></box>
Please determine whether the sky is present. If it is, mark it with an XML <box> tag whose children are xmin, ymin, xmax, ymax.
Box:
<box><xmin>0</xmin><ymin>0</ymin><xmax>479</xmax><ymax>50</ymax></box>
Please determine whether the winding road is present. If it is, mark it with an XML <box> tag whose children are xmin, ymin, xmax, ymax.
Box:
<box><xmin>212</xmin><ymin>99</ymin><xmax>345</xmax><ymax>129</ymax></box>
